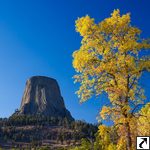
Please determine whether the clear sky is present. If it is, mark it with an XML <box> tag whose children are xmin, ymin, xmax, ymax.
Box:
<box><xmin>0</xmin><ymin>0</ymin><xmax>150</xmax><ymax>126</ymax></box>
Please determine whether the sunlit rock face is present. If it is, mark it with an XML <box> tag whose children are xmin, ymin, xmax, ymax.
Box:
<box><xmin>12</xmin><ymin>76</ymin><xmax>74</xmax><ymax>121</ymax></box>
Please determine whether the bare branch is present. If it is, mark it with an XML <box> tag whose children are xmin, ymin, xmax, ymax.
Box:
<box><xmin>129</xmin><ymin>76</ymin><xmax>136</xmax><ymax>89</ymax></box>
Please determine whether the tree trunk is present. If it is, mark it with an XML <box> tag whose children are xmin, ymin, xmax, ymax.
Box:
<box><xmin>126</xmin><ymin>122</ymin><xmax>132</xmax><ymax>150</ymax></box>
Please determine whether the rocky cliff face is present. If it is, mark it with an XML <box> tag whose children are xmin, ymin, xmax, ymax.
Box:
<box><xmin>12</xmin><ymin>76</ymin><xmax>74</xmax><ymax>121</ymax></box>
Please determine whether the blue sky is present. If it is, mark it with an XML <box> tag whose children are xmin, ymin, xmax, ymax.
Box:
<box><xmin>0</xmin><ymin>0</ymin><xmax>150</xmax><ymax>126</ymax></box>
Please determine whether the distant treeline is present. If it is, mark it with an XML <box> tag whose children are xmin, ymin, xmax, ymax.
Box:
<box><xmin>0</xmin><ymin>114</ymin><xmax>101</xmax><ymax>150</ymax></box>
<box><xmin>0</xmin><ymin>114</ymin><xmax>99</xmax><ymax>128</ymax></box>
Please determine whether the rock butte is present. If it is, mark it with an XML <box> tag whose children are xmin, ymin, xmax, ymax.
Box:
<box><xmin>12</xmin><ymin>76</ymin><xmax>74</xmax><ymax>121</ymax></box>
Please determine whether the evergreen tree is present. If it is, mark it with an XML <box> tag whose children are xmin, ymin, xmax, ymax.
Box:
<box><xmin>22</xmin><ymin>134</ymin><xmax>25</xmax><ymax>141</ymax></box>
<box><xmin>68</xmin><ymin>140</ymin><xmax>71</xmax><ymax>146</ymax></box>
<box><xmin>51</xmin><ymin>136</ymin><xmax>54</xmax><ymax>140</ymax></box>
<box><xmin>38</xmin><ymin>140</ymin><xmax>42</xmax><ymax>146</ymax></box>
<box><xmin>56</xmin><ymin>137</ymin><xmax>59</xmax><ymax>144</ymax></box>
<box><xmin>61</xmin><ymin>138</ymin><xmax>64</xmax><ymax>145</ymax></box>
<box><xmin>43</xmin><ymin>132</ymin><xmax>46</xmax><ymax>139</ymax></box>
<box><xmin>4</xmin><ymin>135</ymin><xmax>7</xmax><ymax>143</ymax></box>
<box><xmin>11</xmin><ymin>141</ymin><xmax>15</xmax><ymax>148</ymax></box>
<box><xmin>47</xmin><ymin>133</ymin><xmax>51</xmax><ymax>139</ymax></box>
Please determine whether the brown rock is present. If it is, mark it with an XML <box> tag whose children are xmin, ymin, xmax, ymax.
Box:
<box><xmin>12</xmin><ymin>76</ymin><xmax>74</xmax><ymax>121</ymax></box>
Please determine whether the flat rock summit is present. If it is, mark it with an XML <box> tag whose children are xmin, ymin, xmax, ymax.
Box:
<box><xmin>12</xmin><ymin>76</ymin><xmax>74</xmax><ymax>121</ymax></box>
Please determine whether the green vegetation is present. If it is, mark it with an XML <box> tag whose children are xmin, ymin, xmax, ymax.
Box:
<box><xmin>0</xmin><ymin>114</ymin><xmax>99</xmax><ymax>149</ymax></box>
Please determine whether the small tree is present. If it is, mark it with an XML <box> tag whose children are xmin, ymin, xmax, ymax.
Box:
<box><xmin>56</xmin><ymin>137</ymin><xmax>59</xmax><ymax>144</ymax></box>
<box><xmin>22</xmin><ymin>134</ymin><xmax>25</xmax><ymax>141</ymax></box>
<box><xmin>13</xmin><ymin>134</ymin><xmax>18</xmax><ymax>141</ymax></box>
<box><xmin>67</xmin><ymin>139</ymin><xmax>71</xmax><ymax>146</ymax></box>
<box><xmin>47</xmin><ymin>133</ymin><xmax>51</xmax><ymax>139</ymax></box>
<box><xmin>61</xmin><ymin>138</ymin><xmax>64</xmax><ymax>145</ymax></box>
<box><xmin>4</xmin><ymin>135</ymin><xmax>7</xmax><ymax>143</ymax></box>
<box><xmin>51</xmin><ymin>136</ymin><xmax>54</xmax><ymax>140</ymax></box>
<box><xmin>43</xmin><ymin>132</ymin><xmax>46</xmax><ymax>139</ymax></box>
<box><xmin>11</xmin><ymin>141</ymin><xmax>15</xmax><ymax>148</ymax></box>
<box><xmin>38</xmin><ymin>140</ymin><xmax>42</xmax><ymax>146</ymax></box>
<box><xmin>30</xmin><ymin>136</ymin><xmax>34</xmax><ymax>142</ymax></box>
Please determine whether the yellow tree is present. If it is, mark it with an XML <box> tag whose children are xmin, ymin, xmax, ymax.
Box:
<box><xmin>137</xmin><ymin>102</ymin><xmax>150</xmax><ymax>136</ymax></box>
<box><xmin>72</xmin><ymin>9</ymin><xmax>150</xmax><ymax>150</ymax></box>
<box><xmin>98</xmin><ymin>125</ymin><xmax>111</xmax><ymax>149</ymax></box>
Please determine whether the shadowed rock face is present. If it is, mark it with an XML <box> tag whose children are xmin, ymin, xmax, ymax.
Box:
<box><xmin>12</xmin><ymin>76</ymin><xmax>74</xmax><ymax>121</ymax></box>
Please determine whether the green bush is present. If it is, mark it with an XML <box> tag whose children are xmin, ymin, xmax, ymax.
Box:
<box><xmin>38</xmin><ymin>145</ymin><xmax>51</xmax><ymax>150</ymax></box>
<box><xmin>55</xmin><ymin>148</ymin><xmax>67</xmax><ymax>150</ymax></box>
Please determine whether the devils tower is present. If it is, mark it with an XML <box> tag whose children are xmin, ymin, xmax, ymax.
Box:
<box><xmin>12</xmin><ymin>76</ymin><xmax>74</xmax><ymax>121</ymax></box>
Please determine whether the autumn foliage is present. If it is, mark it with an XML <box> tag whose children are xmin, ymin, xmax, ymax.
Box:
<box><xmin>72</xmin><ymin>9</ymin><xmax>150</xmax><ymax>149</ymax></box>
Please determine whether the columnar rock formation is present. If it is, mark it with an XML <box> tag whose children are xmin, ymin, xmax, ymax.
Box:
<box><xmin>12</xmin><ymin>76</ymin><xmax>74</xmax><ymax>121</ymax></box>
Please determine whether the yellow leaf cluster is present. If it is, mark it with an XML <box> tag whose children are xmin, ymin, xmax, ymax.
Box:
<box><xmin>137</xmin><ymin>103</ymin><xmax>150</xmax><ymax>136</ymax></box>
<box><xmin>98</xmin><ymin>125</ymin><xmax>111</xmax><ymax>149</ymax></box>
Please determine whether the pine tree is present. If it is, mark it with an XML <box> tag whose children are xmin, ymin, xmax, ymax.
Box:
<box><xmin>4</xmin><ymin>135</ymin><xmax>7</xmax><ymax>143</ymax></box>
